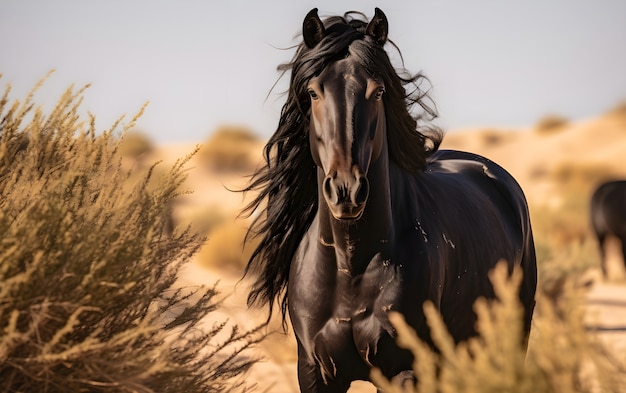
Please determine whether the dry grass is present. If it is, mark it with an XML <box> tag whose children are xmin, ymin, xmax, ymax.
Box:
<box><xmin>371</xmin><ymin>262</ymin><xmax>626</xmax><ymax>393</ymax></box>
<box><xmin>0</xmin><ymin>75</ymin><xmax>263</xmax><ymax>392</ymax></box>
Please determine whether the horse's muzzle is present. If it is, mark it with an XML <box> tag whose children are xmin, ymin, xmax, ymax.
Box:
<box><xmin>322</xmin><ymin>173</ymin><xmax>369</xmax><ymax>220</ymax></box>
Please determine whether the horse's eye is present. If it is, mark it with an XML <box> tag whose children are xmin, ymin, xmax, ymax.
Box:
<box><xmin>374</xmin><ymin>88</ymin><xmax>385</xmax><ymax>101</ymax></box>
<box><xmin>307</xmin><ymin>89</ymin><xmax>319</xmax><ymax>100</ymax></box>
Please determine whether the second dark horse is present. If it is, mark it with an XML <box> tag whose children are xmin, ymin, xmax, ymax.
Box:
<box><xmin>242</xmin><ymin>8</ymin><xmax>537</xmax><ymax>392</ymax></box>
<box><xmin>591</xmin><ymin>180</ymin><xmax>626</xmax><ymax>278</ymax></box>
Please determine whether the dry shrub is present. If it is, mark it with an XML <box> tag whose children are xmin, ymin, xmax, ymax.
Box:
<box><xmin>535</xmin><ymin>114</ymin><xmax>569</xmax><ymax>134</ymax></box>
<box><xmin>0</xmin><ymin>75</ymin><xmax>262</xmax><ymax>392</ymax></box>
<box><xmin>480</xmin><ymin>129</ymin><xmax>512</xmax><ymax>147</ymax></box>
<box><xmin>200</xmin><ymin>125</ymin><xmax>260</xmax><ymax>172</ymax></box>
<box><xmin>196</xmin><ymin>219</ymin><xmax>259</xmax><ymax>272</ymax></box>
<box><xmin>118</xmin><ymin>129</ymin><xmax>154</xmax><ymax>159</ymax></box>
<box><xmin>372</xmin><ymin>262</ymin><xmax>626</xmax><ymax>392</ymax></box>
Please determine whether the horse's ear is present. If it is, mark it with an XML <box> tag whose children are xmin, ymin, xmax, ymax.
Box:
<box><xmin>366</xmin><ymin>8</ymin><xmax>388</xmax><ymax>46</ymax></box>
<box><xmin>303</xmin><ymin>8</ymin><xmax>326</xmax><ymax>48</ymax></box>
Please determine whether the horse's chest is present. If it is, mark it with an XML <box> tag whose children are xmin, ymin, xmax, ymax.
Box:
<box><xmin>291</xmin><ymin>252</ymin><xmax>402</xmax><ymax>375</ymax></box>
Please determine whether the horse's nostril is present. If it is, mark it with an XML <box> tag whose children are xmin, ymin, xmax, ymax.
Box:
<box><xmin>354</xmin><ymin>176</ymin><xmax>369</xmax><ymax>205</ymax></box>
<box><xmin>323</xmin><ymin>176</ymin><xmax>337</xmax><ymax>204</ymax></box>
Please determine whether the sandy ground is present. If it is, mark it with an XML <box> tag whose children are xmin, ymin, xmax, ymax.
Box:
<box><xmin>157</xmin><ymin>109</ymin><xmax>626</xmax><ymax>391</ymax></box>
<box><xmin>178</xmin><ymin>262</ymin><xmax>380</xmax><ymax>393</ymax></box>
<box><xmin>587</xmin><ymin>283</ymin><xmax>626</xmax><ymax>354</ymax></box>
<box><xmin>178</xmin><ymin>260</ymin><xmax>626</xmax><ymax>393</ymax></box>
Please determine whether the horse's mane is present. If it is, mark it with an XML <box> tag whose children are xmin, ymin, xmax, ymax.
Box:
<box><xmin>241</xmin><ymin>11</ymin><xmax>444</xmax><ymax>323</ymax></box>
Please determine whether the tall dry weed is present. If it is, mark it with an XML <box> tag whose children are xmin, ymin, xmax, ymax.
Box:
<box><xmin>371</xmin><ymin>262</ymin><xmax>626</xmax><ymax>393</ymax></box>
<box><xmin>0</xmin><ymin>74</ymin><xmax>262</xmax><ymax>392</ymax></box>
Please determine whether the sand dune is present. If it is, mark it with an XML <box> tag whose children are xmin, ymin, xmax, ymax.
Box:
<box><xmin>442</xmin><ymin>109</ymin><xmax>626</xmax><ymax>207</ymax></box>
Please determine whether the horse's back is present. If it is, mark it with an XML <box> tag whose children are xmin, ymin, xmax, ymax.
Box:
<box><xmin>428</xmin><ymin>149</ymin><xmax>526</xmax><ymax>198</ymax></box>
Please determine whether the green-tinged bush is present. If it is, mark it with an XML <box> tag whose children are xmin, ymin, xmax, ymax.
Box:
<box><xmin>0</xmin><ymin>75</ymin><xmax>262</xmax><ymax>392</ymax></box>
<box><xmin>371</xmin><ymin>262</ymin><xmax>626</xmax><ymax>393</ymax></box>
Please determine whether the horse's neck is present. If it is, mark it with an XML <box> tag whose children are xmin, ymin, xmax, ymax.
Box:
<box><xmin>317</xmin><ymin>157</ymin><xmax>393</xmax><ymax>274</ymax></box>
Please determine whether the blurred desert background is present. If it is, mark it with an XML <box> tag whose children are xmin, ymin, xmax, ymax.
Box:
<box><xmin>2</xmin><ymin>1</ymin><xmax>626</xmax><ymax>391</ymax></box>
<box><xmin>124</xmin><ymin>103</ymin><xmax>626</xmax><ymax>392</ymax></box>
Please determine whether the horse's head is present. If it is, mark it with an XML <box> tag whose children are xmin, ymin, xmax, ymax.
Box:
<box><xmin>303</xmin><ymin>8</ymin><xmax>389</xmax><ymax>221</ymax></box>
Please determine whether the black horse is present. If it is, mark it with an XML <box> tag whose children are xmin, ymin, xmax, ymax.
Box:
<box><xmin>591</xmin><ymin>180</ymin><xmax>626</xmax><ymax>277</ymax></box>
<box><xmin>242</xmin><ymin>9</ymin><xmax>537</xmax><ymax>392</ymax></box>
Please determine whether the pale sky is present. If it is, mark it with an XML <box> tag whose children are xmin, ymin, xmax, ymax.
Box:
<box><xmin>1</xmin><ymin>1</ymin><xmax>625</xmax><ymax>143</ymax></box>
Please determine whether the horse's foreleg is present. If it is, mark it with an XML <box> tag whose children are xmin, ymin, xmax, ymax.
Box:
<box><xmin>296</xmin><ymin>342</ymin><xmax>350</xmax><ymax>393</ymax></box>
<box><xmin>619</xmin><ymin>235</ymin><xmax>626</xmax><ymax>274</ymax></box>
<box><xmin>597</xmin><ymin>233</ymin><xmax>607</xmax><ymax>278</ymax></box>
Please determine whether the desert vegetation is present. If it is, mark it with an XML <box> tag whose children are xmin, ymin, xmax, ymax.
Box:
<box><xmin>0</xmin><ymin>75</ymin><xmax>262</xmax><ymax>392</ymax></box>
<box><xmin>371</xmin><ymin>262</ymin><xmax>626</xmax><ymax>393</ymax></box>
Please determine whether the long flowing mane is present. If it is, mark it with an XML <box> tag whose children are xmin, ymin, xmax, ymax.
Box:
<box><xmin>241</xmin><ymin>11</ymin><xmax>444</xmax><ymax>322</ymax></box>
